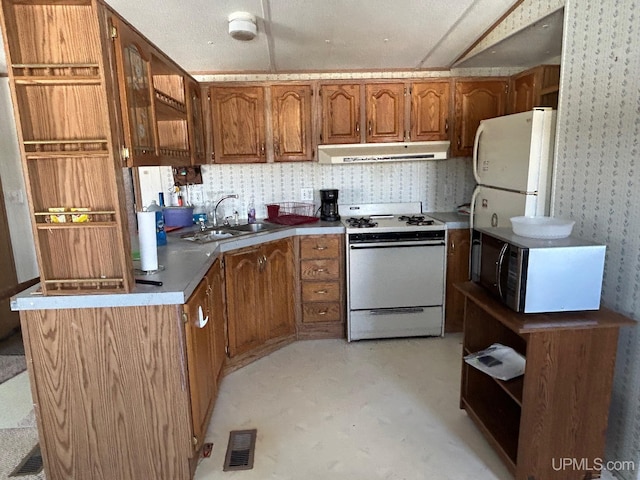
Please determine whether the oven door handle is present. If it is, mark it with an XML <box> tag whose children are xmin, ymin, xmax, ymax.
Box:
<box><xmin>350</xmin><ymin>241</ymin><xmax>445</xmax><ymax>249</ymax></box>
<box><xmin>369</xmin><ymin>307</ymin><xmax>424</xmax><ymax>315</ymax></box>
<box><xmin>496</xmin><ymin>242</ymin><xmax>509</xmax><ymax>300</ymax></box>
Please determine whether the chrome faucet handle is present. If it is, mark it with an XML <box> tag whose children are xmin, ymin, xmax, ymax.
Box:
<box><xmin>223</xmin><ymin>216</ymin><xmax>233</xmax><ymax>227</ymax></box>
<box><xmin>198</xmin><ymin>217</ymin><xmax>207</xmax><ymax>231</ymax></box>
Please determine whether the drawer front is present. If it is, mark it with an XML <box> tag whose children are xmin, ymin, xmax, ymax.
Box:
<box><xmin>302</xmin><ymin>302</ymin><xmax>342</xmax><ymax>323</ymax></box>
<box><xmin>300</xmin><ymin>236</ymin><xmax>340</xmax><ymax>259</ymax></box>
<box><xmin>301</xmin><ymin>259</ymin><xmax>340</xmax><ymax>280</ymax></box>
<box><xmin>302</xmin><ymin>281</ymin><xmax>340</xmax><ymax>302</ymax></box>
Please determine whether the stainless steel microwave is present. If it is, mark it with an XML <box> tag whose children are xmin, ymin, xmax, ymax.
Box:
<box><xmin>471</xmin><ymin>227</ymin><xmax>606</xmax><ymax>313</ymax></box>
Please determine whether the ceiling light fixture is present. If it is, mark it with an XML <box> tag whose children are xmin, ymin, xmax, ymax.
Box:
<box><xmin>228</xmin><ymin>11</ymin><xmax>257</xmax><ymax>41</ymax></box>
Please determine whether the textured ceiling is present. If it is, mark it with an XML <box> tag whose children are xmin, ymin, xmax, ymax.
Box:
<box><xmin>103</xmin><ymin>0</ymin><xmax>521</xmax><ymax>72</ymax></box>
<box><xmin>0</xmin><ymin>0</ymin><xmax>564</xmax><ymax>75</ymax></box>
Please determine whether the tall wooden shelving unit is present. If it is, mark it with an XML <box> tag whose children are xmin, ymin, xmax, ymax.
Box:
<box><xmin>0</xmin><ymin>0</ymin><xmax>133</xmax><ymax>294</ymax></box>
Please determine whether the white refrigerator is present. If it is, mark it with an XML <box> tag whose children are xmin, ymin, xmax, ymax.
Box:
<box><xmin>470</xmin><ymin>107</ymin><xmax>557</xmax><ymax>229</ymax></box>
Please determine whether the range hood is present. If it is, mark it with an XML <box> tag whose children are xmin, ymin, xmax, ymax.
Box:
<box><xmin>317</xmin><ymin>141</ymin><xmax>450</xmax><ymax>164</ymax></box>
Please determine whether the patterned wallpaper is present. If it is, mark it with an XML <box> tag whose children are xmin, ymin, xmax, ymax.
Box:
<box><xmin>552</xmin><ymin>0</ymin><xmax>640</xmax><ymax>478</ymax></box>
<box><xmin>142</xmin><ymin>158</ymin><xmax>476</xmax><ymax>220</ymax></box>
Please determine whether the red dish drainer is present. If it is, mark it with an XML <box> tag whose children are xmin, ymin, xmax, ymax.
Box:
<box><xmin>266</xmin><ymin>202</ymin><xmax>319</xmax><ymax>225</ymax></box>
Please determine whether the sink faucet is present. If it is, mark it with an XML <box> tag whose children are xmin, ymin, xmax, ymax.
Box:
<box><xmin>212</xmin><ymin>194</ymin><xmax>239</xmax><ymax>226</ymax></box>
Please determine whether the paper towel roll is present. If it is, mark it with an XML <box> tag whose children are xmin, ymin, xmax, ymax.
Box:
<box><xmin>137</xmin><ymin>211</ymin><xmax>158</xmax><ymax>272</ymax></box>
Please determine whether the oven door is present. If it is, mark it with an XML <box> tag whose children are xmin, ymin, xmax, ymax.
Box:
<box><xmin>348</xmin><ymin>240</ymin><xmax>445</xmax><ymax>310</ymax></box>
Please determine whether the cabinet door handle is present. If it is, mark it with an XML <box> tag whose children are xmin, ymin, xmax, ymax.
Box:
<box><xmin>260</xmin><ymin>143</ymin><xmax>265</xmax><ymax>156</ymax></box>
<box><xmin>445</xmin><ymin>118</ymin><xmax>449</xmax><ymax>133</ymax></box>
<box><xmin>274</xmin><ymin>141</ymin><xmax>280</xmax><ymax>157</ymax></box>
<box><xmin>368</xmin><ymin>120</ymin><xmax>372</xmax><ymax>135</ymax></box>
<box><xmin>196</xmin><ymin>305</ymin><xmax>209</xmax><ymax>329</ymax></box>
<box><xmin>355</xmin><ymin>122</ymin><xmax>360</xmax><ymax>133</ymax></box>
<box><xmin>457</xmin><ymin>136</ymin><xmax>461</xmax><ymax>148</ymax></box>
<box><xmin>314</xmin><ymin>289</ymin><xmax>328</xmax><ymax>294</ymax></box>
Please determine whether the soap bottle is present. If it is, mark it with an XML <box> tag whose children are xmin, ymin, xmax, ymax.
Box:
<box><xmin>147</xmin><ymin>199</ymin><xmax>167</xmax><ymax>246</ymax></box>
<box><xmin>247</xmin><ymin>198</ymin><xmax>256</xmax><ymax>224</ymax></box>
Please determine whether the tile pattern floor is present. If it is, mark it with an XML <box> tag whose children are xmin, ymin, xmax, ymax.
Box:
<box><xmin>0</xmin><ymin>334</ymin><xmax>620</xmax><ymax>480</ymax></box>
<box><xmin>196</xmin><ymin>335</ymin><xmax>513</xmax><ymax>480</ymax></box>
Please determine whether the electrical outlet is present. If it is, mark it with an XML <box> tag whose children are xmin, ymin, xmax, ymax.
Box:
<box><xmin>7</xmin><ymin>189</ymin><xmax>24</xmax><ymax>204</ymax></box>
<box><xmin>301</xmin><ymin>187</ymin><xmax>314</xmax><ymax>202</ymax></box>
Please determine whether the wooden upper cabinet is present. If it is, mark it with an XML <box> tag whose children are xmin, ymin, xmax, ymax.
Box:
<box><xmin>510</xmin><ymin>65</ymin><xmax>561</xmax><ymax>114</ymax></box>
<box><xmin>410</xmin><ymin>81</ymin><xmax>450</xmax><ymax>141</ymax></box>
<box><xmin>365</xmin><ymin>83</ymin><xmax>405</xmax><ymax>143</ymax></box>
<box><xmin>511</xmin><ymin>72</ymin><xmax>535</xmax><ymax>114</ymax></box>
<box><xmin>187</xmin><ymin>79</ymin><xmax>206</xmax><ymax>164</ymax></box>
<box><xmin>271</xmin><ymin>84</ymin><xmax>313</xmax><ymax>162</ymax></box>
<box><xmin>320</xmin><ymin>84</ymin><xmax>361</xmax><ymax>144</ymax></box>
<box><xmin>112</xmin><ymin>15</ymin><xmax>192</xmax><ymax>166</ymax></box>
<box><xmin>112</xmin><ymin>18</ymin><xmax>158</xmax><ymax>165</ymax></box>
<box><xmin>210</xmin><ymin>86</ymin><xmax>266</xmax><ymax>163</ymax></box>
<box><xmin>453</xmin><ymin>79</ymin><xmax>508</xmax><ymax>157</ymax></box>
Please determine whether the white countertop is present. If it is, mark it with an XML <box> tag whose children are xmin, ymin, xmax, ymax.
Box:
<box><xmin>12</xmin><ymin>221</ymin><xmax>343</xmax><ymax>311</ymax></box>
<box><xmin>426</xmin><ymin>211</ymin><xmax>470</xmax><ymax>229</ymax></box>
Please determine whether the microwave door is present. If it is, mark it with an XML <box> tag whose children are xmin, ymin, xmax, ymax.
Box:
<box><xmin>478</xmin><ymin>234</ymin><xmax>507</xmax><ymax>301</ymax></box>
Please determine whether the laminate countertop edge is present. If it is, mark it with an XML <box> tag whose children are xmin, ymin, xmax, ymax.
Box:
<box><xmin>12</xmin><ymin>222</ymin><xmax>344</xmax><ymax>311</ymax></box>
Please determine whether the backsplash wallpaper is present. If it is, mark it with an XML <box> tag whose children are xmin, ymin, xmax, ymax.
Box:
<box><xmin>553</xmin><ymin>1</ymin><xmax>640</xmax><ymax>478</ymax></box>
<box><xmin>142</xmin><ymin>158</ymin><xmax>476</xmax><ymax>220</ymax></box>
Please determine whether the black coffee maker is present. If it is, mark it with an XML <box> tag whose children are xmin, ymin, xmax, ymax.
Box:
<box><xmin>320</xmin><ymin>189</ymin><xmax>340</xmax><ymax>221</ymax></box>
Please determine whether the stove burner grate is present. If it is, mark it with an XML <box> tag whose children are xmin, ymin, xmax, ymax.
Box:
<box><xmin>346</xmin><ymin>217</ymin><xmax>378</xmax><ymax>228</ymax></box>
<box><xmin>398</xmin><ymin>215</ymin><xmax>434</xmax><ymax>226</ymax></box>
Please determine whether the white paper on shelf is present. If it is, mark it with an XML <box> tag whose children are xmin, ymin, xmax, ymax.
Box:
<box><xmin>464</xmin><ymin>343</ymin><xmax>526</xmax><ymax>381</ymax></box>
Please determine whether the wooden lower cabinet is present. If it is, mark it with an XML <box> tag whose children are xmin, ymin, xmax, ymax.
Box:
<box><xmin>20</xmin><ymin>305</ymin><xmax>194</xmax><ymax>480</ymax></box>
<box><xmin>444</xmin><ymin>228</ymin><xmax>470</xmax><ymax>333</ymax></box>
<box><xmin>225</xmin><ymin>238</ymin><xmax>296</xmax><ymax>360</ymax></box>
<box><xmin>456</xmin><ymin>282</ymin><xmax>634</xmax><ymax>480</ymax></box>
<box><xmin>297</xmin><ymin>234</ymin><xmax>345</xmax><ymax>338</ymax></box>
<box><xmin>184</xmin><ymin>258</ymin><xmax>226</xmax><ymax>452</ymax></box>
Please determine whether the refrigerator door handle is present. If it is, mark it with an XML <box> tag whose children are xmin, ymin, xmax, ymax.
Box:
<box><xmin>470</xmin><ymin>186</ymin><xmax>481</xmax><ymax>230</ymax></box>
<box><xmin>472</xmin><ymin>121</ymin><xmax>486</xmax><ymax>184</ymax></box>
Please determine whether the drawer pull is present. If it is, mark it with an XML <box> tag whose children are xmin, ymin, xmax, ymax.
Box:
<box><xmin>318</xmin><ymin>310</ymin><xmax>328</xmax><ymax>315</ymax></box>
<box><xmin>314</xmin><ymin>289</ymin><xmax>328</xmax><ymax>294</ymax></box>
<box><xmin>314</xmin><ymin>246</ymin><xmax>327</xmax><ymax>251</ymax></box>
<box><xmin>315</xmin><ymin>268</ymin><xmax>326</xmax><ymax>273</ymax></box>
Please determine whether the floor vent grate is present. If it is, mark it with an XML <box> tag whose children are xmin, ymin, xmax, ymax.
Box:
<box><xmin>10</xmin><ymin>444</ymin><xmax>43</xmax><ymax>476</ymax></box>
<box><xmin>223</xmin><ymin>429</ymin><xmax>257</xmax><ymax>471</ymax></box>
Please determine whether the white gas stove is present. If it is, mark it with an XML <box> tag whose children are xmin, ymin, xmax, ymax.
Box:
<box><xmin>339</xmin><ymin>202</ymin><xmax>446</xmax><ymax>233</ymax></box>
<box><xmin>339</xmin><ymin>202</ymin><xmax>447</xmax><ymax>341</ymax></box>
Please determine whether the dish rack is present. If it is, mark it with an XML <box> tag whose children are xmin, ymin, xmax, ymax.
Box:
<box><xmin>266</xmin><ymin>202</ymin><xmax>318</xmax><ymax>225</ymax></box>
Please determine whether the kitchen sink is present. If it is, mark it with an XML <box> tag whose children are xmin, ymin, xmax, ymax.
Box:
<box><xmin>180</xmin><ymin>222</ymin><xmax>284</xmax><ymax>243</ymax></box>
<box><xmin>180</xmin><ymin>229</ymin><xmax>240</xmax><ymax>244</ymax></box>
<box><xmin>226</xmin><ymin>222</ymin><xmax>283</xmax><ymax>233</ymax></box>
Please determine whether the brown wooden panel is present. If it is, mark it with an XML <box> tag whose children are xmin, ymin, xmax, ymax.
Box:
<box><xmin>5</xmin><ymin>3</ymin><xmax>101</xmax><ymax>65</ymax></box>
<box><xmin>300</xmin><ymin>235</ymin><xmax>340</xmax><ymax>259</ymax></box>
<box><xmin>411</xmin><ymin>81</ymin><xmax>450</xmax><ymax>141</ymax></box>
<box><xmin>271</xmin><ymin>84</ymin><xmax>313</xmax><ymax>162</ymax></box>
<box><xmin>444</xmin><ymin>228</ymin><xmax>470</xmax><ymax>333</ymax></box>
<box><xmin>27</xmin><ymin>157</ymin><xmax>114</xmax><ymax>212</ymax></box>
<box><xmin>365</xmin><ymin>83</ymin><xmax>404</xmax><ymax>142</ymax></box>
<box><xmin>320</xmin><ymin>84</ymin><xmax>361</xmax><ymax>144</ymax></box>
<box><xmin>302</xmin><ymin>302</ymin><xmax>342</xmax><ymax>323</ymax></box>
<box><xmin>263</xmin><ymin>238</ymin><xmax>295</xmax><ymax>340</ymax></box>
<box><xmin>37</xmin><ymin>227</ymin><xmax>125</xmax><ymax>285</ymax></box>
<box><xmin>15</xmin><ymin>84</ymin><xmax>108</xmax><ymax>141</ymax></box>
<box><xmin>517</xmin><ymin>328</ymin><xmax>619</xmax><ymax>480</ymax></box>
<box><xmin>300</xmin><ymin>258</ymin><xmax>339</xmax><ymax>281</ymax></box>
<box><xmin>22</xmin><ymin>306</ymin><xmax>192</xmax><ymax>480</ymax></box>
<box><xmin>302</xmin><ymin>281</ymin><xmax>340</xmax><ymax>302</ymax></box>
